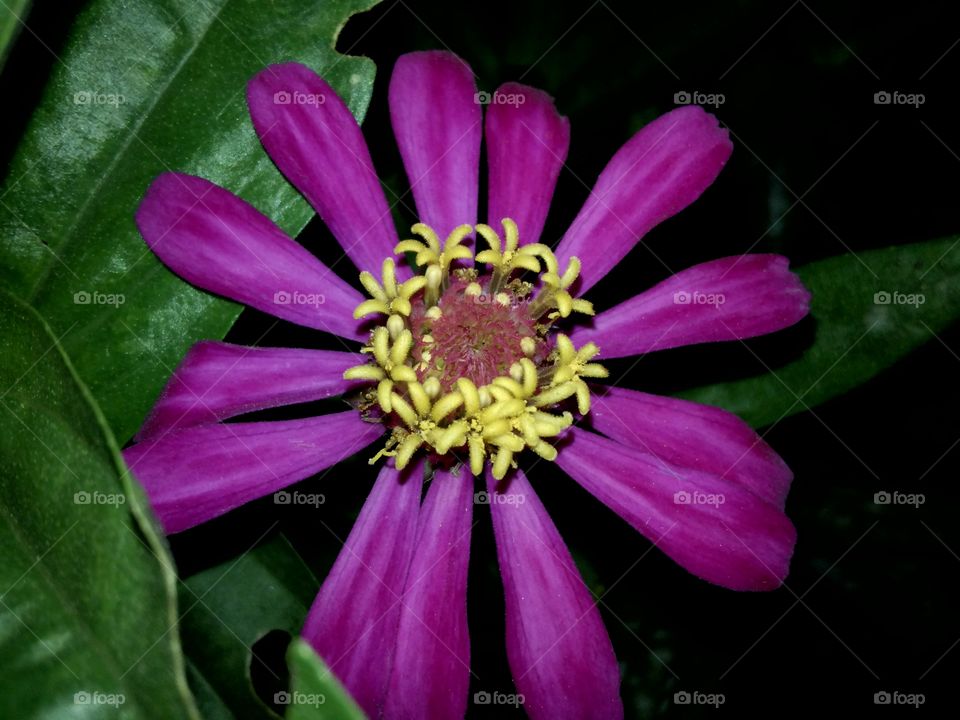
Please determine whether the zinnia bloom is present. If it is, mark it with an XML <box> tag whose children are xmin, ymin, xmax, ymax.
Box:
<box><xmin>125</xmin><ymin>51</ymin><xmax>810</xmax><ymax>719</ymax></box>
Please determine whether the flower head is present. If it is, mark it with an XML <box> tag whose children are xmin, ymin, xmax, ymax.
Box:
<box><xmin>125</xmin><ymin>50</ymin><xmax>810</xmax><ymax>719</ymax></box>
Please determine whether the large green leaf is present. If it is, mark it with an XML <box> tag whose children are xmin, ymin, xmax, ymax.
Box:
<box><xmin>284</xmin><ymin>639</ymin><xmax>366</xmax><ymax>720</ymax></box>
<box><xmin>0</xmin><ymin>0</ymin><xmax>31</xmax><ymax>72</ymax></box>
<box><xmin>0</xmin><ymin>0</ymin><xmax>381</xmax><ymax>443</ymax></box>
<box><xmin>680</xmin><ymin>237</ymin><xmax>960</xmax><ymax>427</ymax></box>
<box><xmin>180</xmin><ymin>534</ymin><xmax>319</xmax><ymax>719</ymax></box>
<box><xmin>0</xmin><ymin>289</ymin><xmax>198</xmax><ymax>719</ymax></box>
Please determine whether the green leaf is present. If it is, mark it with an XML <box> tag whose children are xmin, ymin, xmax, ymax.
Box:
<box><xmin>284</xmin><ymin>638</ymin><xmax>367</xmax><ymax>720</ymax></box>
<box><xmin>679</xmin><ymin>237</ymin><xmax>960</xmax><ymax>427</ymax></box>
<box><xmin>0</xmin><ymin>289</ymin><xmax>198</xmax><ymax>719</ymax></box>
<box><xmin>0</xmin><ymin>0</ymin><xmax>31</xmax><ymax>72</ymax></box>
<box><xmin>0</xmin><ymin>0</ymin><xmax>382</xmax><ymax>442</ymax></box>
<box><xmin>179</xmin><ymin>534</ymin><xmax>319</xmax><ymax>719</ymax></box>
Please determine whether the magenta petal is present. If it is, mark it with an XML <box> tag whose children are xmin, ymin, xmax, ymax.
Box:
<box><xmin>590</xmin><ymin>385</ymin><xmax>792</xmax><ymax>509</ymax></box>
<box><xmin>485</xmin><ymin>82</ymin><xmax>570</xmax><ymax>245</ymax></box>
<box><xmin>487</xmin><ymin>469</ymin><xmax>622</xmax><ymax>720</ymax></box>
<box><xmin>247</xmin><ymin>63</ymin><xmax>399</xmax><ymax>274</ymax></box>
<box><xmin>572</xmin><ymin>254</ymin><xmax>811</xmax><ymax>358</ymax></box>
<box><xmin>555</xmin><ymin>106</ymin><xmax>732</xmax><ymax>294</ymax></box>
<box><xmin>303</xmin><ymin>461</ymin><xmax>424</xmax><ymax>717</ymax></box>
<box><xmin>136</xmin><ymin>341</ymin><xmax>364</xmax><ymax>441</ymax></box>
<box><xmin>389</xmin><ymin>52</ymin><xmax>482</xmax><ymax>238</ymax></box>
<box><xmin>557</xmin><ymin>428</ymin><xmax>796</xmax><ymax>591</ymax></box>
<box><xmin>122</xmin><ymin>412</ymin><xmax>382</xmax><ymax>533</ymax></box>
<box><xmin>384</xmin><ymin>468</ymin><xmax>473</xmax><ymax>720</ymax></box>
<box><xmin>136</xmin><ymin>173</ymin><xmax>364</xmax><ymax>340</ymax></box>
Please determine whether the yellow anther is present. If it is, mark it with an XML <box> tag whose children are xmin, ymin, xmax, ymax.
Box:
<box><xmin>432</xmin><ymin>420</ymin><xmax>468</xmax><ymax>454</ymax></box>
<box><xmin>480</xmin><ymin>418</ymin><xmax>513</xmax><ymax>439</ymax></box>
<box><xmin>391</xmin><ymin>393</ymin><xmax>419</xmax><ymax>428</ymax></box>
<box><xmin>480</xmin><ymin>397</ymin><xmax>526</xmax><ymax>424</ymax></box>
<box><xmin>424</xmin><ymin>264</ymin><xmax>442</xmax><ymax>306</ymax></box>
<box><xmin>397</xmin><ymin>222</ymin><xmax>474</xmax><ymax>279</ymax></box>
<box><xmin>412</xmin><ymin>222</ymin><xmax>442</xmax><ymax>252</ymax></box>
<box><xmin>354</xmin><ymin>258</ymin><xmax>427</xmax><ymax>319</ymax></box>
<box><xmin>407</xmin><ymin>381</ymin><xmax>432</xmax><ymax>417</ymax></box>
<box><xmin>478</xmin><ymin>386</ymin><xmax>493</xmax><ymax>408</ymax></box>
<box><xmin>423</xmin><ymin>376</ymin><xmax>441</xmax><ymax>399</ymax></box>
<box><xmin>474</xmin><ymin>223</ymin><xmax>502</xmax><ymax>255</ymax></box>
<box><xmin>431</xmin><ymin>391</ymin><xmax>464</xmax><ymax>422</ymax></box>
<box><xmin>571</xmin><ymin>298</ymin><xmax>595</xmax><ymax>316</ymax></box>
<box><xmin>574</xmin><ymin>378</ymin><xmax>591</xmax><ymax>415</ymax></box>
<box><xmin>531</xmin><ymin>440</ymin><xmax>558</xmax><ymax>461</ymax></box>
<box><xmin>377</xmin><ymin>379</ymin><xmax>394</xmax><ymax>413</ymax></box>
<box><xmin>495</xmin><ymin>292</ymin><xmax>511</xmax><ymax>306</ymax></box>
<box><xmin>520</xmin><ymin>243</ymin><xmax>558</xmax><ymax>275</ymax></box>
<box><xmin>533</xmin><ymin>410</ymin><xmax>573</xmax><ymax>436</ymax></box>
<box><xmin>456</xmin><ymin>378</ymin><xmax>481</xmax><ymax>415</ymax></box>
<box><xmin>425</xmin><ymin>306</ymin><xmax>442</xmax><ymax>321</ymax></box>
<box><xmin>492</xmin><ymin>376</ymin><xmax>526</xmax><ymax>399</ymax></box>
<box><xmin>502</xmin><ymin>218</ymin><xmax>519</xmax><ymax>252</ymax></box>
<box><xmin>395</xmin><ymin>433</ymin><xmax>423</xmax><ymax>470</ymax></box>
<box><xmin>464</xmin><ymin>282</ymin><xmax>482</xmax><ymax>297</ymax></box>
<box><xmin>354</xmin><ymin>298</ymin><xmax>390</xmax><ymax>319</ymax></box>
<box><xmin>520</xmin><ymin>336</ymin><xmax>537</xmax><ymax>356</ymax></box>
<box><xmin>556</xmin><ymin>334</ymin><xmax>576</xmax><ymax>364</ymax></box>
<box><xmin>372</xmin><ymin>326</ymin><xmax>391</xmax><ymax>366</ymax></box>
<box><xmin>359</xmin><ymin>271</ymin><xmax>387</xmax><ymax>301</ymax></box>
<box><xmin>468</xmin><ymin>436</ymin><xmax>485</xmax><ymax>476</ymax></box>
<box><xmin>391</xmin><ymin>365</ymin><xmax>418</xmax><ymax>383</ymax></box>
<box><xmin>492</xmin><ymin>447</ymin><xmax>514</xmax><ymax>480</ymax></box>
<box><xmin>381</xmin><ymin>257</ymin><xmax>398</xmax><ymax>297</ymax></box>
<box><xmin>344</xmin><ymin>364</ymin><xmax>385</xmax><ymax>381</ymax></box>
<box><xmin>517</xmin><ymin>413</ymin><xmax>540</xmax><ymax>447</ymax></box>
<box><xmin>390</xmin><ymin>329</ymin><xmax>413</xmax><ymax>366</ymax></box>
<box><xmin>487</xmin><ymin>384</ymin><xmax>514</xmax><ymax>403</ymax></box>
<box><xmin>398</xmin><ymin>275</ymin><xmax>428</xmax><ymax>299</ymax></box>
<box><xmin>488</xmin><ymin>434</ymin><xmax>525</xmax><ymax>452</ymax></box>
<box><xmin>531</xmin><ymin>381</ymin><xmax>577</xmax><ymax>407</ymax></box>
<box><xmin>475</xmin><ymin>219</ymin><xmax>542</xmax><ymax>291</ymax></box>
<box><xmin>559</xmin><ymin>257</ymin><xmax>581</xmax><ymax>290</ymax></box>
<box><xmin>386</xmin><ymin>314</ymin><xmax>405</xmax><ymax>339</ymax></box>
<box><xmin>519</xmin><ymin>358</ymin><xmax>538</xmax><ymax>396</ymax></box>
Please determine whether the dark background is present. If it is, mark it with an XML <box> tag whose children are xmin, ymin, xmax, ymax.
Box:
<box><xmin>5</xmin><ymin>0</ymin><xmax>958</xmax><ymax>717</ymax></box>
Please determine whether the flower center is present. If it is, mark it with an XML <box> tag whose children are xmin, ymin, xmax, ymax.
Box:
<box><xmin>344</xmin><ymin>219</ymin><xmax>608</xmax><ymax>479</ymax></box>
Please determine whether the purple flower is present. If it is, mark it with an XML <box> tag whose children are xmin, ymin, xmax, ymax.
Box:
<box><xmin>125</xmin><ymin>51</ymin><xmax>810</xmax><ymax>719</ymax></box>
